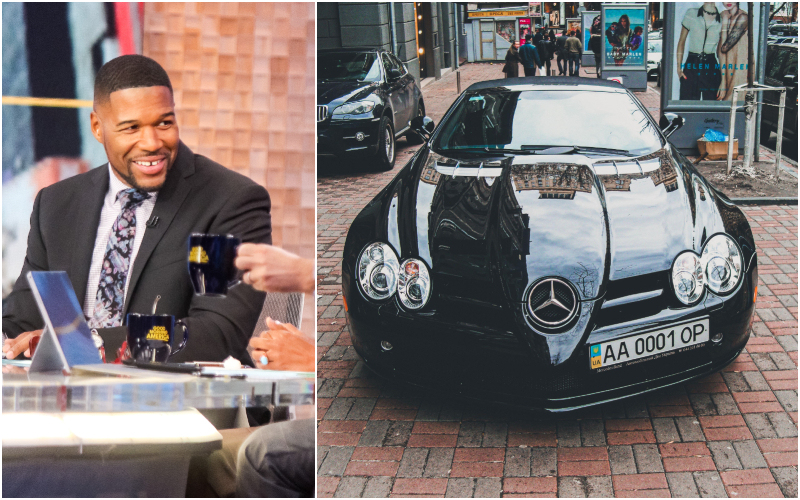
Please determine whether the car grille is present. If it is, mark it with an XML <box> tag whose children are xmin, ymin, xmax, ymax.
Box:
<box><xmin>317</xmin><ymin>105</ymin><xmax>328</xmax><ymax>122</ymax></box>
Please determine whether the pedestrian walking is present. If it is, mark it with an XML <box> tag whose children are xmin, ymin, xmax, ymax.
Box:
<box><xmin>565</xmin><ymin>30</ymin><xmax>583</xmax><ymax>76</ymax></box>
<box><xmin>502</xmin><ymin>40</ymin><xmax>522</xmax><ymax>78</ymax></box>
<box><xmin>536</xmin><ymin>33</ymin><xmax>554</xmax><ymax>76</ymax></box>
<box><xmin>533</xmin><ymin>28</ymin><xmax>544</xmax><ymax>45</ymax></box>
<box><xmin>589</xmin><ymin>32</ymin><xmax>602</xmax><ymax>78</ymax></box>
<box><xmin>519</xmin><ymin>34</ymin><xmax>541</xmax><ymax>77</ymax></box>
<box><xmin>556</xmin><ymin>30</ymin><xmax>569</xmax><ymax>75</ymax></box>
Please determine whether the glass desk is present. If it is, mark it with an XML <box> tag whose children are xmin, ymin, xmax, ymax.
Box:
<box><xmin>3</xmin><ymin>361</ymin><xmax>315</xmax><ymax>412</ymax></box>
<box><xmin>2</xmin><ymin>361</ymin><xmax>315</xmax><ymax>497</ymax></box>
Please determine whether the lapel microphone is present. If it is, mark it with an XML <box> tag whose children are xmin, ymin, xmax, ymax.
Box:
<box><xmin>146</xmin><ymin>215</ymin><xmax>160</xmax><ymax>227</ymax></box>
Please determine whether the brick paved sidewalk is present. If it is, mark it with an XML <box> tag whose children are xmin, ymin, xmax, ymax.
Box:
<box><xmin>317</xmin><ymin>62</ymin><xmax>798</xmax><ymax>498</ymax></box>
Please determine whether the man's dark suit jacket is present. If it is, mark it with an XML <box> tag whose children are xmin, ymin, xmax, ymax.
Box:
<box><xmin>2</xmin><ymin>142</ymin><xmax>271</xmax><ymax>364</ymax></box>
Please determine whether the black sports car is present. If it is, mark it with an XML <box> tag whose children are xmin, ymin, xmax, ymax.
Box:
<box><xmin>318</xmin><ymin>48</ymin><xmax>425</xmax><ymax>171</ymax></box>
<box><xmin>342</xmin><ymin>77</ymin><xmax>758</xmax><ymax>412</ymax></box>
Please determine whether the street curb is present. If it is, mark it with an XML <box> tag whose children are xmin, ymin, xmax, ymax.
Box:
<box><xmin>731</xmin><ymin>197</ymin><xmax>798</xmax><ymax>206</ymax></box>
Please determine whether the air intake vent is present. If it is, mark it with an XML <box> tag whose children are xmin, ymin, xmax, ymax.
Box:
<box><xmin>317</xmin><ymin>105</ymin><xmax>328</xmax><ymax>122</ymax></box>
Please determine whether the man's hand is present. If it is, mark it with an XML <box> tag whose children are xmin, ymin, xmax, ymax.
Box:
<box><xmin>250</xmin><ymin>318</ymin><xmax>315</xmax><ymax>372</ymax></box>
<box><xmin>236</xmin><ymin>243</ymin><xmax>314</xmax><ymax>294</ymax></box>
<box><xmin>3</xmin><ymin>329</ymin><xmax>43</xmax><ymax>359</ymax></box>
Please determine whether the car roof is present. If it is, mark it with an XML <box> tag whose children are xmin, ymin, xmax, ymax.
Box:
<box><xmin>466</xmin><ymin>76</ymin><xmax>628</xmax><ymax>92</ymax></box>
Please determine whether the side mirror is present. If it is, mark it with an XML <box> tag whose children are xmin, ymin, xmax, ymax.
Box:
<box><xmin>410</xmin><ymin>115</ymin><xmax>435</xmax><ymax>141</ymax></box>
<box><xmin>782</xmin><ymin>74</ymin><xmax>797</xmax><ymax>88</ymax></box>
<box><xmin>659</xmin><ymin>112</ymin><xmax>685</xmax><ymax>138</ymax></box>
<box><xmin>387</xmin><ymin>68</ymin><xmax>402</xmax><ymax>81</ymax></box>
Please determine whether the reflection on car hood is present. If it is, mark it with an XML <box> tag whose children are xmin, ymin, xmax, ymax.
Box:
<box><xmin>387</xmin><ymin>148</ymin><xmax>726</xmax><ymax>304</ymax></box>
<box><xmin>317</xmin><ymin>81</ymin><xmax>377</xmax><ymax>106</ymax></box>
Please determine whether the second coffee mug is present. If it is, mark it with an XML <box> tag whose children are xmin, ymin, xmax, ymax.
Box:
<box><xmin>126</xmin><ymin>313</ymin><xmax>189</xmax><ymax>363</ymax></box>
<box><xmin>188</xmin><ymin>233</ymin><xmax>241</xmax><ymax>297</ymax></box>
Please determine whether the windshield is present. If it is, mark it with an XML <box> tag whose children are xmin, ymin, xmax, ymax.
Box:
<box><xmin>434</xmin><ymin>89</ymin><xmax>663</xmax><ymax>157</ymax></box>
<box><xmin>319</xmin><ymin>52</ymin><xmax>381</xmax><ymax>82</ymax></box>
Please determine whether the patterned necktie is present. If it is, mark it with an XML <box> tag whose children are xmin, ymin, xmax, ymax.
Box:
<box><xmin>89</xmin><ymin>188</ymin><xmax>150</xmax><ymax>328</ymax></box>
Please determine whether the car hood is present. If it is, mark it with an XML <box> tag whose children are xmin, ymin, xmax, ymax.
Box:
<box><xmin>387</xmin><ymin>147</ymin><xmax>727</xmax><ymax>305</ymax></box>
<box><xmin>317</xmin><ymin>81</ymin><xmax>378</xmax><ymax>106</ymax></box>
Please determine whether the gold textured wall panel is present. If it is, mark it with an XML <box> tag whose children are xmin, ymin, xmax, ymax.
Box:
<box><xmin>143</xmin><ymin>2</ymin><xmax>315</xmax><ymax>336</ymax></box>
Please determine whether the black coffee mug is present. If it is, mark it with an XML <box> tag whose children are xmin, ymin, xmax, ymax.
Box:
<box><xmin>188</xmin><ymin>233</ymin><xmax>241</xmax><ymax>297</ymax></box>
<box><xmin>126</xmin><ymin>313</ymin><xmax>189</xmax><ymax>363</ymax></box>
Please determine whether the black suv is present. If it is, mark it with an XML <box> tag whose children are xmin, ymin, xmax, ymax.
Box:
<box><xmin>317</xmin><ymin>48</ymin><xmax>425</xmax><ymax>170</ymax></box>
<box><xmin>761</xmin><ymin>43</ymin><xmax>797</xmax><ymax>147</ymax></box>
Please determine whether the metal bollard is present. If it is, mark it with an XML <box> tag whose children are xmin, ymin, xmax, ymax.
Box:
<box><xmin>457</xmin><ymin>70</ymin><xmax>461</xmax><ymax>94</ymax></box>
<box><xmin>775</xmin><ymin>89</ymin><xmax>786</xmax><ymax>175</ymax></box>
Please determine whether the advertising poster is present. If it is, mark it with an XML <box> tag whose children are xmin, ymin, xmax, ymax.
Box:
<box><xmin>566</xmin><ymin>18</ymin><xmax>581</xmax><ymax>35</ymax></box>
<box><xmin>519</xmin><ymin>18</ymin><xmax>532</xmax><ymax>44</ymax></box>
<box><xmin>583</xmin><ymin>11</ymin><xmax>600</xmax><ymax>50</ymax></box>
<box><xmin>529</xmin><ymin>2</ymin><xmax>541</xmax><ymax>18</ymax></box>
<box><xmin>604</xmin><ymin>5</ymin><xmax>646</xmax><ymax>68</ymax></box>
<box><xmin>496</xmin><ymin>20</ymin><xmax>516</xmax><ymax>44</ymax></box>
<box><xmin>670</xmin><ymin>3</ymin><xmax>760</xmax><ymax>102</ymax></box>
<box><xmin>550</xmin><ymin>9</ymin><xmax>560</xmax><ymax>28</ymax></box>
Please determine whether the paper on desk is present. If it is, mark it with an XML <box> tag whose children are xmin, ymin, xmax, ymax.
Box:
<box><xmin>200</xmin><ymin>367</ymin><xmax>314</xmax><ymax>379</ymax></box>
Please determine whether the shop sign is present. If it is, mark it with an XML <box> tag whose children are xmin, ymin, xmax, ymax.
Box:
<box><xmin>468</xmin><ymin>10</ymin><xmax>528</xmax><ymax>18</ymax></box>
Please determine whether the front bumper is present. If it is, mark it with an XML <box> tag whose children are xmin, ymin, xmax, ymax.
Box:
<box><xmin>317</xmin><ymin>115</ymin><xmax>382</xmax><ymax>157</ymax></box>
<box><xmin>344</xmin><ymin>266</ymin><xmax>756</xmax><ymax>412</ymax></box>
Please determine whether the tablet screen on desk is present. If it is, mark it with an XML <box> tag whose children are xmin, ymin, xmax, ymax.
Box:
<box><xmin>27</xmin><ymin>271</ymin><xmax>102</xmax><ymax>366</ymax></box>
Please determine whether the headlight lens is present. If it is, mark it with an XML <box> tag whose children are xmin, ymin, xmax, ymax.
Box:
<box><xmin>701</xmin><ymin>234</ymin><xmax>742</xmax><ymax>294</ymax></box>
<box><xmin>357</xmin><ymin>243</ymin><xmax>399</xmax><ymax>300</ymax></box>
<box><xmin>332</xmin><ymin>100</ymin><xmax>376</xmax><ymax>115</ymax></box>
<box><xmin>398</xmin><ymin>259</ymin><xmax>431</xmax><ymax>310</ymax></box>
<box><xmin>672</xmin><ymin>251</ymin><xmax>704</xmax><ymax>305</ymax></box>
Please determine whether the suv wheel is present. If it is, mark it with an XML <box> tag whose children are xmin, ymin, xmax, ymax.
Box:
<box><xmin>374</xmin><ymin>115</ymin><xmax>396</xmax><ymax>171</ymax></box>
<box><xmin>405</xmin><ymin>100</ymin><xmax>426</xmax><ymax>145</ymax></box>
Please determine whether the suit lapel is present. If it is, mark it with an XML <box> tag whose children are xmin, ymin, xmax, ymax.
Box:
<box><xmin>124</xmin><ymin>142</ymin><xmax>195</xmax><ymax>314</ymax></box>
<box><xmin>71</xmin><ymin>165</ymin><xmax>109</xmax><ymax>306</ymax></box>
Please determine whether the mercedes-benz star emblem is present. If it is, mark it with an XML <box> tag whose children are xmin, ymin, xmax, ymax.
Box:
<box><xmin>527</xmin><ymin>278</ymin><xmax>578</xmax><ymax>328</ymax></box>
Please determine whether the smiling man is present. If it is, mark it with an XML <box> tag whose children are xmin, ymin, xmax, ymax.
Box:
<box><xmin>3</xmin><ymin>55</ymin><xmax>272</xmax><ymax>365</ymax></box>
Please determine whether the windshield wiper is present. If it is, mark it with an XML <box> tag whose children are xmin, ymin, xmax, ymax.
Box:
<box><xmin>444</xmin><ymin>147</ymin><xmax>539</xmax><ymax>155</ymax></box>
<box><xmin>519</xmin><ymin>145</ymin><xmax>634</xmax><ymax>156</ymax></box>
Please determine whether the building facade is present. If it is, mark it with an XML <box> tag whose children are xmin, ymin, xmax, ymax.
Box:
<box><xmin>318</xmin><ymin>2</ymin><xmax>464</xmax><ymax>82</ymax></box>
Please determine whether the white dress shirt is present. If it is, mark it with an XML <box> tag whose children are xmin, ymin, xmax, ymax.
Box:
<box><xmin>83</xmin><ymin>164</ymin><xmax>158</xmax><ymax>320</ymax></box>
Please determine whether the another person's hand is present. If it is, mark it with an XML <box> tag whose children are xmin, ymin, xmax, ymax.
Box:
<box><xmin>250</xmin><ymin>318</ymin><xmax>315</xmax><ymax>372</ymax></box>
<box><xmin>235</xmin><ymin>243</ymin><xmax>314</xmax><ymax>294</ymax></box>
<box><xmin>3</xmin><ymin>330</ymin><xmax>43</xmax><ymax>359</ymax></box>
<box><xmin>677</xmin><ymin>67</ymin><xmax>686</xmax><ymax>80</ymax></box>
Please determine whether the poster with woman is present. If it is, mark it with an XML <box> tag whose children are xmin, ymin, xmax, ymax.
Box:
<box><xmin>604</xmin><ymin>5</ymin><xmax>646</xmax><ymax>68</ymax></box>
<box><xmin>529</xmin><ymin>2</ymin><xmax>541</xmax><ymax>18</ymax></box>
<box><xmin>582</xmin><ymin>12</ymin><xmax>600</xmax><ymax>51</ymax></box>
<box><xmin>671</xmin><ymin>2</ymin><xmax>759</xmax><ymax>102</ymax></box>
<box><xmin>550</xmin><ymin>9</ymin><xmax>559</xmax><ymax>28</ymax></box>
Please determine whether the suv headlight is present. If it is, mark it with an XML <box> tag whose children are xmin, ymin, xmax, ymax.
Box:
<box><xmin>398</xmin><ymin>259</ymin><xmax>431</xmax><ymax>310</ymax></box>
<box><xmin>701</xmin><ymin>234</ymin><xmax>742</xmax><ymax>294</ymax></box>
<box><xmin>672</xmin><ymin>251</ymin><xmax>705</xmax><ymax>305</ymax></box>
<box><xmin>357</xmin><ymin>243</ymin><xmax>399</xmax><ymax>300</ymax></box>
<box><xmin>333</xmin><ymin>100</ymin><xmax>376</xmax><ymax>116</ymax></box>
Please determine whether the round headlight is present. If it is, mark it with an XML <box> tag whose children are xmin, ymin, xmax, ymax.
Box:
<box><xmin>672</xmin><ymin>251</ymin><xmax>705</xmax><ymax>305</ymax></box>
<box><xmin>701</xmin><ymin>234</ymin><xmax>742</xmax><ymax>294</ymax></box>
<box><xmin>357</xmin><ymin>243</ymin><xmax>399</xmax><ymax>300</ymax></box>
<box><xmin>398</xmin><ymin>259</ymin><xmax>431</xmax><ymax>310</ymax></box>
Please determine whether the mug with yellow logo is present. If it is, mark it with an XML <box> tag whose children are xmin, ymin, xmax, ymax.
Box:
<box><xmin>188</xmin><ymin>233</ymin><xmax>241</xmax><ymax>297</ymax></box>
<box><xmin>126</xmin><ymin>313</ymin><xmax>189</xmax><ymax>363</ymax></box>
